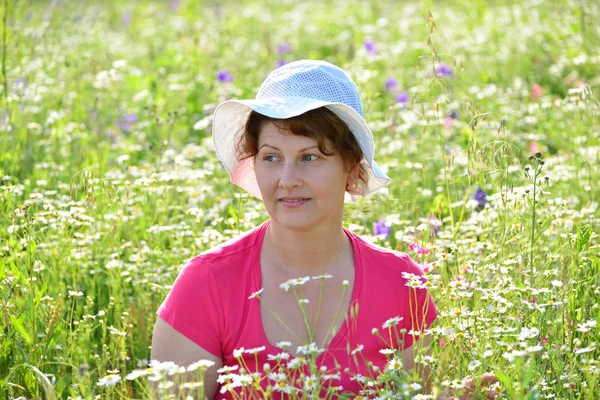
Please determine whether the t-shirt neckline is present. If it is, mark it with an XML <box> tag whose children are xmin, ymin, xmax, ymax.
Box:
<box><xmin>252</xmin><ymin>219</ymin><xmax>363</xmax><ymax>359</ymax></box>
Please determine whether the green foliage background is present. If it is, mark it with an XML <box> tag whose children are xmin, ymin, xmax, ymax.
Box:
<box><xmin>0</xmin><ymin>0</ymin><xmax>599</xmax><ymax>398</ymax></box>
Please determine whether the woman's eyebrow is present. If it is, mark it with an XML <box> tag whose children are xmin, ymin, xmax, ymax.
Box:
<box><xmin>258</xmin><ymin>144</ymin><xmax>319</xmax><ymax>152</ymax></box>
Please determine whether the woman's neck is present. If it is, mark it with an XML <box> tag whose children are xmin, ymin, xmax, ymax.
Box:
<box><xmin>264</xmin><ymin>220</ymin><xmax>351</xmax><ymax>277</ymax></box>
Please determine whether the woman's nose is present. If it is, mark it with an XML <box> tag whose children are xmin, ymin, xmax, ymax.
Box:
<box><xmin>278</xmin><ymin>162</ymin><xmax>303</xmax><ymax>189</ymax></box>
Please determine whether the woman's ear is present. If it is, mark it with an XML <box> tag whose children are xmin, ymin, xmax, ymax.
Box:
<box><xmin>345</xmin><ymin>162</ymin><xmax>361</xmax><ymax>194</ymax></box>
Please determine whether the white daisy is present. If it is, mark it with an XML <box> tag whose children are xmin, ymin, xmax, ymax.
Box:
<box><xmin>97</xmin><ymin>374</ymin><xmax>121</xmax><ymax>387</ymax></box>
<box><xmin>279</xmin><ymin>276</ymin><xmax>310</xmax><ymax>292</ymax></box>
<box><xmin>248</xmin><ymin>288</ymin><xmax>264</xmax><ymax>299</ymax></box>
<box><xmin>382</xmin><ymin>316</ymin><xmax>403</xmax><ymax>329</ymax></box>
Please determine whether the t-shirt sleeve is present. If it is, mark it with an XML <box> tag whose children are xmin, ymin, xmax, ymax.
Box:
<box><xmin>400</xmin><ymin>255</ymin><xmax>438</xmax><ymax>350</ymax></box>
<box><xmin>157</xmin><ymin>256</ymin><xmax>224</xmax><ymax>358</ymax></box>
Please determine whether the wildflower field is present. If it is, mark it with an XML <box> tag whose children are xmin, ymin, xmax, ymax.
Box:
<box><xmin>1</xmin><ymin>0</ymin><xmax>600</xmax><ymax>399</ymax></box>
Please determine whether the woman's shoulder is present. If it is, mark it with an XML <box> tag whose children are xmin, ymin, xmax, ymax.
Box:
<box><xmin>349</xmin><ymin>228</ymin><xmax>410</xmax><ymax>259</ymax></box>
<box><xmin>350</xmin><ymin>231</ymin><xmax>425</xmax><ymax>276</ymax></box>
<box><xmin>187</xmin><ymin>221</ymin><xmax>266</xmax><ymax>272</ymax></box>
<box><xmin>198</xmin><ymin>225</ymin><xmax>262</xmax><ymax>264</ymax></box>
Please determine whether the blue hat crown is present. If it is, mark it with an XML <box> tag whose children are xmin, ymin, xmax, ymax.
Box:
<box><xmin>256</xmin><ymin>60</ymin><xmax>365</xmax><ymax>118</ymax></box>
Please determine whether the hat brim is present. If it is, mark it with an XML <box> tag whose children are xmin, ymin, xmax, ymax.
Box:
<box><xmin>212</xmin><ymin>96</ymin><xmax>391</xmax><ymax>203</ymax></box>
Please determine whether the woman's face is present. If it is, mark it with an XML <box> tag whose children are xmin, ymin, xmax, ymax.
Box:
<box><xmin>254</xmin><ymin>121</ymin><xmax>355</xmax><ymax>230</ymax></box>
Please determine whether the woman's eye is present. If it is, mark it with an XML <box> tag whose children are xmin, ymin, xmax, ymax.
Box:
<box><xmin>263</xmin><ymin>154</ymin><xmax>319</xmax><ymax>162</ymax></box>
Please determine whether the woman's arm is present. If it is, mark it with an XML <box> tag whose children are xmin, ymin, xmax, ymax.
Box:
<box><xmin>150</xmin><ymin>316</ymin><xmax>223</xmax><ymax>400</ymax></box>
<box><xmin>400</xmin><ymin>333</ymin><xmax>433</xmax><ymax>393</ymax></box>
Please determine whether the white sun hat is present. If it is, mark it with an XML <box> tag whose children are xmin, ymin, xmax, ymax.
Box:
<box><xmin>212</xmin><ymin>59</ymin><xmax>391</xmax><ymax>203</ymax></box>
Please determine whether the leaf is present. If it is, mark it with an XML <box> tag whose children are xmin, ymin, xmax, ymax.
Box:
<box><xmin>55</xmin><ymin>376</ymin><xmax>69</xmax><ymax>397</ymax></box>
<box><xmin>522</xmin><ymin>357</ymin><xmax>536</xmax><ymax>387</ymax></box>
<box><xmin>22</xmin><ymin>364</ymin><xmax>56</xmax><ymax>400</ymax></box>
<box><xmin>577</xmin><ymin>225</ymin><xmax>591</xmax><ymax>252</ymax></box>
<box><xmin>493</xmin><ymin>368</ymin><xmax>514</xmax><ymax>395</ymax></box>
<box><xmin>228</xmin><ymin>203</ymin><xmax>238</xmax><ymax>220</ymax></box>
<box><xmin>9</xmin><ymin>315</ymin><xmax>32</xmax><ymax>345</ymax></box>
<box><xmin>8</xmin><ymin>261</ymin><xmax>24</xmax><ymax>283</ymax></box>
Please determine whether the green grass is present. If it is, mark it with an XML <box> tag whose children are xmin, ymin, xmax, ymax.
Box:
<box><xmin>1</xmin><ymin>0</ymin><xmax>599</xmax><ymax>398</ymax></box>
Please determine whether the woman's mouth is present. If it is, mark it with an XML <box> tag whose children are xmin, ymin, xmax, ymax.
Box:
<box><xmin>278</xmin><ymin>198</ymin><xmax>311</xmax><ymax>207</ymax></box>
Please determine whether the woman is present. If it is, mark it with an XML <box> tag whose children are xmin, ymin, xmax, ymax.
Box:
<box><xmin>151</xmin><ymin>60</ymin><xmax>439</xmax><ymax>399</ymax></box>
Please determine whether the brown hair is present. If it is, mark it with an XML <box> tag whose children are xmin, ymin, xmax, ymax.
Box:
<box><xmin>235</xmin><ymin>107</ymin><xmax>369</xmax><ymax>195</ymax></box>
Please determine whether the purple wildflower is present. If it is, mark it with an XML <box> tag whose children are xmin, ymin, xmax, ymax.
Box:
<box><xmin>396</xmin><ymin>91</ymin><xmax>409</xmax><ymax>107</ymax></box>
<box><xmin>276</xmin><ymin>42</ymin><xmax>291</xmax><ymax>54</ymax></box>
<box><xmin>364</xmin><ymin>40</ymin><xmax>377</xmax><ymax>55</ymax></box>
<box><xmin>373</xmin><ymin>218</ymin><xmax>391</xmax><ymax>241</ymax></box>
<box><xmin>118</xmin><ymin>114</ymin><xmax>138</xmax><ymax>132</ymax></box>
<box><xmin>428</xmin><ymin>213</ymin><xmax>441</xmax><ymax>237</ymax></box>
<box><xmin>276</xmin><ymin>60</ymin><xmax>288</xmax><ymax>69</ymax></box>
<box><xmin>473</xmin><ymin>187</ymin><xmax>487</xmax><ymax>209</ymax></box>
<box><xmin>14</xmin><ymin>77</ymin><xmax>28</xmax><ymax>95</ymax></box>
<box><xmin>216</xmin><ymin>69</ymin><xmax>233</xmax><ymax>83</ymax></box>
<box><xmin>121</xmin><ymin>11</ymin><xmax>132</xmax><ymax>26</ymax></box>
<box><xmin>435</xmin><ymin>63</ymin><xmax>454</xmax><ymax>78</ymax></box>
<box><xmin>385</xmin><ymin>77</ymin><xmax>398</xmax><ymax>93</ymax></box>
<box><xmin>171</xmin><ymin>0</ymin><xmax>180</xmax><ymax>11</ymax></box>
<box><xmin>6</xmin><ymin>275</ymin><xmax>15</xmax><ymax>295</ymax></box>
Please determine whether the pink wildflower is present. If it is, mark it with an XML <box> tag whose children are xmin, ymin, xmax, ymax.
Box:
<box><xmin>443</xmin><ymin>116</ymin><xmax>453</xmax><ymax>129</ymax></box>
<box><xmin>408</xmin><ymin>242</ymin><xmax>430</xmax><ymax>255</ymax></box>
<box><xmin>529</xmin><ymin>141</ymin><xmax>539</xmax><ymax>154</ymax></box>
<box><xmin>531</xmin><ymin>83</ymin><xmax>542</xmax><ymax>99</ymax></box>
<box><xmin>419</xmin><ymin>262</ymin><xmax>431</xmax><ymax>273</ymax></box>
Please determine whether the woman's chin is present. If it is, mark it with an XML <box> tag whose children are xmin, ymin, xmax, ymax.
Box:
<box><xmin>272</xmin><ymin>212</ymin><xmax>318</xmax><ymax>230</ymax></box>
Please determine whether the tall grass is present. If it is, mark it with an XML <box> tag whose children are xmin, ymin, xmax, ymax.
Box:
<box><xmin>0</xmin><ymin>0</ymin><xmax>599</xmax><ymax>398</ymax></box>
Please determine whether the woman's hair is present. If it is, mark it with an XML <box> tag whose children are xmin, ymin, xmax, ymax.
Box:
<box><xmin>235</xmin><ymin>107</ymin><xmax>369</xmax><ymax>195</ymax></box>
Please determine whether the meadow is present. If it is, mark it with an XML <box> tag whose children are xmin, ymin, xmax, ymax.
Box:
<box><xmin>1</xmin><ymin>0</ymin><xmax>599</xmax><ymax>398</ymax></box>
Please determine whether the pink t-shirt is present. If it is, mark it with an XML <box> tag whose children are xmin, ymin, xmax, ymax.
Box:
<box><xmin>158</xmin><ymin>219</ymin><xmax>437</xmax><ymax>399</ymax></box>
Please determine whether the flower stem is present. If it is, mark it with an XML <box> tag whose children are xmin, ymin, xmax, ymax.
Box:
<box><xmin>311</xmin><ymin>279</ymin><xmax>325</xmax><ymax>338</ymax></box>
<box><xmin>1</xmin><ymin>0</ymin><xmax>8</xmax><ymax>101</ymax></box>
<box><xmin>322</xmin><ymin>283</ymin><xmax>349</xmax><ymax>346</ymax></box>
<box><xmin>529</xmin><ymin>166</ymin><xmax>538</xmax><ymax>284</ymax></box>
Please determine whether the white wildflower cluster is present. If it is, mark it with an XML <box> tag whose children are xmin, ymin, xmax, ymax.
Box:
<box><xmin>122</xmin><ymin>359</ymin><xmax>216</xmax><ymax>383</ymax></box>
<box><xmin>576</xmin><ymin>319</ymin><xmax>597</xmax><ymax>333</ymax></box>
<box><xmin>401</xmin><ymin>271</ymin><xmax>441</xmax><ymax>290</ymax></box>
<box><xmin>210</xmin><ymin>343</ymin><xmax>345</xmax><ymax>397</ymax></box>
<box><xmin>517</xmin><ymin>326</ymin><xmax>540</xmax><ymax>341</ymax></box>
<box><xmin>502</xmin><ymin>346</ymin><xmax>545</xmax><ymax>363</ymax></box>
<box><xmin>233</xmin><ymin>346</ymin><xmax>267</xmax><ymax>358</ymax></box>
<box><xmin>279</xmin><ymin>274</ymin><xmax>334</xmax><ymax>292</ymax></box>
<box><xmin>217</xmin><ymin>369</ymin><xmax>253</xmax><ymax>394</ymax></box>
<box><xmin>296</xmin><ymin>342</ymin><xmax>325</xmax><ymax>356</ymax></box>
